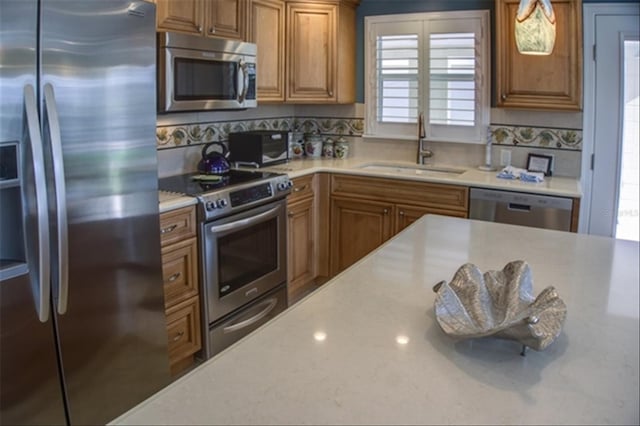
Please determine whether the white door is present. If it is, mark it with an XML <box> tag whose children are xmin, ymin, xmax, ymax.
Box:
<box><xmin>582</xmin><ymin>4</ymin><xmax>640</xmax><ymax>241</ymax></box>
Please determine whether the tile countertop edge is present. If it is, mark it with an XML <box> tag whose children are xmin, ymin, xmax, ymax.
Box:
<box><xmin>262</xmin><ymin>159</ymin><xmax>583</xmax><ymax>198</ymax></box>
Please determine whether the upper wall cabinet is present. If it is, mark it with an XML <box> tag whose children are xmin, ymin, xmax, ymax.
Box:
<box><xmin>495</xmin><ymin>0</ymin><xmax>583</xmax><ymax>111</ymax></box>
<box><xmin>154</xmin><ymin>0</ymin><xmax>246</xmax><ymax>40</ymax></box>
<box><xmin>285</xmin><ymin>0</ymin><xmax>359</xmax><ymax>103</ymax></box>
<box><xmin>247</xmin><ymin>0</ymin><xmax>286</xmax><ymax>102</ymax></box>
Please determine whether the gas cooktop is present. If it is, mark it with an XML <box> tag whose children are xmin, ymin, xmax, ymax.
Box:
<box><xmin>159</xmin><ymin>169</ymin><xmax>292</xmax><ymax>221</ymax></box>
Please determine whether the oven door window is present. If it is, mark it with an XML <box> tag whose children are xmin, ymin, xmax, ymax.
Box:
<box><xmin>174</xmin><ymin>58</ymin><xmax>237</xmax><ymax>101</ymax></box>
<box><xmin>217</xmin><ymin>217</ymin><xmax>278</xmax><ymax>297</ymax></box>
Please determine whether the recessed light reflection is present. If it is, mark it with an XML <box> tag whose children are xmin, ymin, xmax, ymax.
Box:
<box><xmin>314</xmin><ymin>331</ymin><xmax>327</xmax><ymax>342</ymax></box>
<box><xmin>396</xmin><ymin>335</ymin><xmax>410</xmax><ymax>345</ymax></box>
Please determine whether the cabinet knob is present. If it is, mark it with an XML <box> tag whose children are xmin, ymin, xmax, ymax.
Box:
<box><xmin>288</xmin><ymin>211</ymin><xmax>294</xmax><ymax>218</ymax></box>
<box><xmin>399</xmin><ymin>211</ymin><xmax>405</xmax><ymax>216</ymax></box>
<box><xmin>209</xmin><ymin>27</ymin><xmax>215</xmax><ymax>34</ymax></box>
<box><xmin>501</xmin><ymin>93</ymin><xmax>507</xmax><ymax>101</ymax></box>
<box><xmin>197</xmin><ymin>25</ymin><xmax>203</xmax><ymax>33</ymax></box>
<box><xmin>173</xmin><ymin>331</ymin><xmax>185</xmax><ymax>342</ymax></box>
<box><xmin>328</xmin><ymin>90</ymin><xmax>333</xmax><ymax>97</ymax></box>
<box><xmin>167</xmin><ymin>272</ymin><xmax>181</xmax><ymax>283</ymax></box>
<box><xmin>383</xmin><ymin>208</ymin><xmax>389</xmax><ymax>215</ymax></box>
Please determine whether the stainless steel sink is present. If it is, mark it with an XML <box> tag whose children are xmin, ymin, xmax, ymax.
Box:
<box><xmin>356</xmin><ymin>163</ymin><xmax>466</xmax><ymax>177</ymax></box>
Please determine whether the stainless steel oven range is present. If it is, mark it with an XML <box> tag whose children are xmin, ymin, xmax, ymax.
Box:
<box><xmin>159</xmin><ymin>169</ymin><xmax>292</xmax><ymax>358</ymax></box>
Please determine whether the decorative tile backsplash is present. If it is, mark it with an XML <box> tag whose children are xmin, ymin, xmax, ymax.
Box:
<box><xmin>157</xmin><ymin>116</ymin><xmax>364</xmax><ymax>149</ymax></box>
<box><xmin>490</xmin><ymin>125</ymin><xmax>582</xmax><ymax>151</ymax></box>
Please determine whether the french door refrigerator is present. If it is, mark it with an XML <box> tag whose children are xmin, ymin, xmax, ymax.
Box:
<box><xmin>0</xmin><ymin>1</ymin><xmax>170</xmax><ymax>424</ymax></box>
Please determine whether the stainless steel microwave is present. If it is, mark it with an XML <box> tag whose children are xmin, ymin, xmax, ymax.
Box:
<box><xmin>157</xmin><ymin>32</ymin><xmax>257</xmax><ymax>113</ymax></box>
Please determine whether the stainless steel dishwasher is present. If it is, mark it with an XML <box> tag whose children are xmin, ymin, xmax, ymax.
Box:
<box><xmin>469</xmin><ymin>188</ymin><xmax>573</xmax><ymax>231</ymax></box>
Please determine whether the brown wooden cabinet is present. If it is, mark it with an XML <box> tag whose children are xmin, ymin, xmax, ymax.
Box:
<box><xmin>395</xmin><ymin>204</ymin><xmax>466</xmax><ymax>234</ymax></box>
<box><xmin>330</xmin><ymin>197</ymin><xmax>394</xmax><ymax>275</ymax></box>
<box><xmin>329</xmin><ymin>174</ymin><xmax>468</xmax><ymax>275</ymax></box>
<box><xmin>159</xmin><ymin>205</ymin><xmax>202</xmax><ymax>376</ymax></box>
<box><xmin>154</xmin><ymin>0</ymin><xmax>246</xmax><ymax>40</ymax></box>
<box><xmin>495</xmin><ymin>0</ymin><xmax>583</xmax><ymax>110</ymax></box>
<box><xmin>247</xmin><ymin>0</ymin><xmax>286</xmax><ymax>102</ymax></box>
<box><xmin>286</xmin><ymin>174</ymin><xmax>317</xmax><ymax>301</ymax></box>
<box><xmin>284</xmin><ymin>0</ymin><xmax>358</xmax><ymax>103</ymax></box>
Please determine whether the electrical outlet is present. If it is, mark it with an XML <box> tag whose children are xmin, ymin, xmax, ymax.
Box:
<box><xmin>500</xmin><ymin>149</ymin><xmax>511</xmax><ymax>166</ymax></box>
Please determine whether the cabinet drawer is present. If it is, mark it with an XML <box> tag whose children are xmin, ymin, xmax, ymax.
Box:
<box><xmin>159</xmin><ymin>206</ymin><xmax>196</xmax><ymax>247</ymax></box>
<box><xmin>331</xmin><ymin>174</ymin><xmax>468</xmax><ymax>212</ymax></box>
<box><xmin>162</xmin><ymin>237</ymin><xmax>198</xmax><ymax>308</ymax></box>
<box><xmin>287</xmin><ymin>174</ymin><xmax>314</xmax><ymax>204</ymax></box>
<box><xmin>166</xmin><ymin>296</ymin><xmax>201</xmax><ymax>366</ymax></box>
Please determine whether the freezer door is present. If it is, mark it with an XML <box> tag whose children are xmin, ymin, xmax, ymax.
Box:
<box><xmin>40</xmin><ymin>1</ymin><xmax>170</xmax><ymax>424</ymax></box>
<box><xmin>0</xmin><ymin>0</ymin><xmax>67</xmax><ymax>424</ymax></box>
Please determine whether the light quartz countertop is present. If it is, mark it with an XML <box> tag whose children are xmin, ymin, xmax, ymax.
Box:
<box><xmin>112</xmin><ymin>215</ymin><xmax>638</xmax><ymax>425</ymax></box>
<box><xmin>262</xmin><ymin>158</ymin><xmax>582</xmax><ymax>198</ymax></box>
<box><xmin>158</xmin><ymin>190</ymin><xmax>196</xmax><ymax>213</ymax></box>
<box><xmin>157</xmin><ymin>158</ymin><xmax>582</xmax><ymax>213</ymax></box>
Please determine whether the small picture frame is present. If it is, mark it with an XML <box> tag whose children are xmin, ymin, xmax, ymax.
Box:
<box><xmin>526</xmin><ymin>153</ymin><xmax>553</xmax><ymax>176</ymax></box>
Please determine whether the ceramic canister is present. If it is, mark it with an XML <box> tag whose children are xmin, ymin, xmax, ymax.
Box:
<box><xmin>322</xmin><ymin>137</ymin><xmax>334</xmax><ymax>158</ymax></box>
<box><xmin>335</xmin><ymin>136</ymin><xmax>349</xmax><ymax>159</ymax></box>
<box><xmin>289</xmin><ymin>132</ymin><xmax>305</xmax><ymax>159</ymax></box>
<box><xmin>304</xmin><ymin>133</ymin><xmax>322</xmax><ymax>158</ymax></box>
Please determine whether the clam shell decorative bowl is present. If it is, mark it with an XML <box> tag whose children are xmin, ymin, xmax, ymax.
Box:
<box><xmin>433</xmin><ymin>260</ymin><xmax>567</xmax><ymax>352</ymax></box>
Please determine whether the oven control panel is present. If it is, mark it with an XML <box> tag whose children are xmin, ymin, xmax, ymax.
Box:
<box><xmin>230</xmin><ymin>182</ymin><xmax>273</xmax><ymax>207</ymax></box>
<box><xmin>200</xmin><ymin>175</ymin><xmax>292</xmax><ymax>221</ymax></box>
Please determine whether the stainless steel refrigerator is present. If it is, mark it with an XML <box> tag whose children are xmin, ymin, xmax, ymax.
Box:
<box><xmin>0</xmin><ymin>1</ymin><xmax>171</xmax><ymax>424</ymax></box>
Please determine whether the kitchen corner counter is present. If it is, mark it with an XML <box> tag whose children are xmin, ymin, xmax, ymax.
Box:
<box><xmin>262</xmin><ymin>158</ymin><xmax>582</xmax><ymax>198</ymax></box>
<box><xmin>111</xmin><ymin>215</ymin><xmax>638</xmax><ymax>425</ymax></box>
<box><xmin>158</xmin><ymin>190</ymin><xmax>197</xmax><ymax>213</ymax></box>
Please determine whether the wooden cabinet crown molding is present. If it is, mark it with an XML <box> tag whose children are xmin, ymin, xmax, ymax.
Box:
<box><xmin>495</xmin><ymin>0</ymin><xmax>583</xmax><ymax>111</ymax></box>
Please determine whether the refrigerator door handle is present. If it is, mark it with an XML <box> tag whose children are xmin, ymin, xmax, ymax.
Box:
<box><xmin>23</xmin><ymin>84</ymin><xmax>51</xmax><ymax>323</ymax></box>
<box><xmin>43</xmin><ymin>83</ymin><xmax>69</xmax><ymax>315</ymax></box>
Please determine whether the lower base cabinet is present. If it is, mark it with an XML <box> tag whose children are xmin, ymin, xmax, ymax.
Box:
<box><xmin>330</xmin><ymin>197</ymin><xmax>394</xmax><ymax>274</ymax></box>
<box><xmin>286</xmin><ymin>175</ymin><xmax>317</xmax><ymax>302</ymax></box>
<box><xmin>160</xmin><ymin>206</ymin><xmax>202</xmax><ymax>377</ymax></box>
<box><xmin>329</xmin><ymin>174</ymin><xmax>469</xmax><ymax>275</ymax></box>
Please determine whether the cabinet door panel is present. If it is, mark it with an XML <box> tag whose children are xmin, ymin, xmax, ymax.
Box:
<box><xmin>496</xmin><ymin>0</ymin><xmax>582</xmax><ymax>110</ymax></box>
<box><xmin>162</xmin><ymin>237</ymin><xmax>199</xmax><ymax>308</ymax></box>
<box><xmin>330</xmin><ymin>197</ymin><xmax>393</xmax><ymax>275</ymax></box>
<box><xmin>205</xmin><ymin>0</ymin><xmax>246</xmax><ymax>40</ymax></box>
<box><xmin>248</xmin><ymin>0</ymin><xmax>285</xmax><ymax>101</ymax></box>
<box><xmin>155</xmin><ymin>0</ymin><xmax>204</xmax><ymax>35</ymax></box>
<box><xmin>287</xmin><ymin>198</ymin><xmax>315</xmax><ymax>298</ymax></box>
<box><xmin>395</xmin><ymin>204</ymin><xmax>467</xmax><ymax>234</ymax></box>
<box><xmin>286</xmin><ymin>3</ymin><xmax>336</xmax><ymax>101</ymax></box>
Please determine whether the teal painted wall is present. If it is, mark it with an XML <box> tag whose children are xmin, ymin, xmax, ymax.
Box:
<box><xmin>354</xmin><ymin>0</ymin><xmax>640</xmax><ymax>104</ymax></box>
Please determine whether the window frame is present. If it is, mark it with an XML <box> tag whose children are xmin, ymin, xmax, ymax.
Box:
<box><xmin>364</xmin><ymin>10</ymin><xmax>490</xmax><ymax>144</ymax></box>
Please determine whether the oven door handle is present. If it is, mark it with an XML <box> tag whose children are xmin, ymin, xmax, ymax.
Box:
<box><xmin>209</xmin><ymin>205</ymin><xmax>280</xmax><ymax>234</ymax></box>
<box><xmin>222</xmin><ymin>297</ymin><xmax>278</xmax><ymax>334</ymax></box>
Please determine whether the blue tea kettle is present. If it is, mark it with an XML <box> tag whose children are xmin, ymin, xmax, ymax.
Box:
<box><xmin>198</xmin><ymin>142</ymin><xmax>230</xmax><ymax>174</ymax></box>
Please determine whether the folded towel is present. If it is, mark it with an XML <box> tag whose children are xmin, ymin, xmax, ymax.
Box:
<box><xmin>496</xmin><ymin>166</ymin><xmax>527</xmax><ymax>180</ymax></box>
<box><xmin>520</xmin><ymin>171</ymin><xmax>545</xmax><ymax>182</ymax></box>
<box><xmin>496</xmin><ymin>166</ymin><xmax>545</xmax><ymax>182</ymax></box>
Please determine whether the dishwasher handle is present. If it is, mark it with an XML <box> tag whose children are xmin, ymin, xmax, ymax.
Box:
<box><xmin>508</xmin><ymin>203</ymin><xmax>531</xmax><ymax>212</ymax></box>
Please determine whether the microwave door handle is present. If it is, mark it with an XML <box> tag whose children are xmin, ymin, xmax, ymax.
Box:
<box><xmin>238</xmin><ymin>60</ymin><xmax>248</xmax><ymax>104</ymax></box>
<box><xmin>43</xmin><ymin>84</ymin><xmax>69</xmax><ymax>315</ymax></box>
<box><xmin>23</xmin><ymin>84</ymin><xmax>51</xmax><ymax>323</ymax></box>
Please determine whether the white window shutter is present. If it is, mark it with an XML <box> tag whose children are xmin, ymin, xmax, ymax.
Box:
<box><xmin>425</xmin><ymin>16</ymin><xmax>489</xmax><ymax>144</ymax></box>
<box><xmin>365</xmin><ymin>11</ymin><xmax>489</xmax><ymax>144</ymax></box>
<box><xmin>365</xmin><ymin>20</ymin><xmax>422</xmax><ymax>140</ymax></box>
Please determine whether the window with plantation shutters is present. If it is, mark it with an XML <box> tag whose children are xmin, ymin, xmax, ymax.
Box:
<box><xmin>376</xmin><ymin>34</ymin><xmax>419</xmax><ymax>124</ymax></box>
<box><xmin>365</xmin><ymin>11</ymin><xmax>489</xmax><ymax>144</ymax></box>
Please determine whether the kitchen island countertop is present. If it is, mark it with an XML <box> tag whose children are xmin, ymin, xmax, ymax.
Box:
<box><xmin>112</xmin><ymin>215</ymin><xmax>638</xmax><ymax>425</ymax></box>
